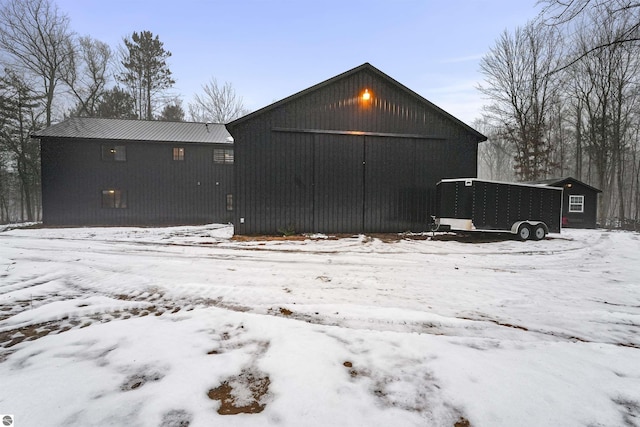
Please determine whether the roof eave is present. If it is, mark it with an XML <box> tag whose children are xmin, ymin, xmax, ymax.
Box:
<box><xmin>226</xmin><ymin>62</ymin><xmax>488</xmax><ymax>143</ymax></box>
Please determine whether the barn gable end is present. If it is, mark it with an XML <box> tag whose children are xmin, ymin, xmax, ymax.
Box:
<box><xmin>227</xmin><ymin>63</ymin><xmax>486</xmax><ymax>235</ymax></box>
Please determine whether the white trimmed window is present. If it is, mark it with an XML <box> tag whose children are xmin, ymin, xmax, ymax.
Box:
<box><xmin>569</xmin><ymin>195</ymin><xmax>584</xmax><ymax>213</ymax></box>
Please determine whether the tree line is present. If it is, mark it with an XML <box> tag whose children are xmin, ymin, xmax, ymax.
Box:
<box><xmin>0</xmin><ymin>0</ymin><xmax>248</xmax><ymax>223</ymax></box>
<box><xmin>477</xmin><ymin>0</ymin><xmax>640</xmax><ymax>228</ymax></box>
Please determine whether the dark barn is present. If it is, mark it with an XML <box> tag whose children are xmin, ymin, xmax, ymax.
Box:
<box><xmin>34</xmin><ymin>118</ymin><xmax>234</xmax><ymax>226</ymax></box>
<box><xmin>226</xmin><ymin>63</ymin><xmax>487</xmax><ymax>235</ymax></box>
<box><xmin>533</xmin><ymin>177</ymin><xmax>601</xmax><ymax>229</ymax></box>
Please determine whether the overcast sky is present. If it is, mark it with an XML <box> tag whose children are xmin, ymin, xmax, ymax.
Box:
<box><xmin>55</xmin><ymin>0</ymin><xmax>541</xmax><ymax>125</ymax></box>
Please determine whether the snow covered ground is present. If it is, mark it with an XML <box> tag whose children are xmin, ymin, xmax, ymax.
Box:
<box><xmin>0</xmin><ymin>224</ymin><xmax>639</xmax><ymax>427</ymax></box>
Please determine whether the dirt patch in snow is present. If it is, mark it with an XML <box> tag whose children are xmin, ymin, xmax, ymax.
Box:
<box><xmin>0</xmin><ymin>318</ymin><xmax>85</xmax><ymax>348</ymax></box>
<box><xmin>454</xmin><ymin>417</ymin><xmax>472</xmax><ymax>427</ymax></box>
<box><xmin>230</xmin><ymin>231</ymin><xmax>518</xmax><ymax>244</ymax></box>
<box><xmin>279</xmin><ymin>307</ymin><xmax>293</xmax><ymax>316</ymax></box>
<box><xmin>208</xmin><ymin>369</ymin><xmax>271</xmax><ymax>415</ymax></box>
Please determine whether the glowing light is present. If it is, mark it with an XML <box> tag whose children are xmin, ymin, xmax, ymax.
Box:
<box><xmin>362</xmin><ymin>89</ymin><xmax>371</xmax><ymax>101</ymax></box>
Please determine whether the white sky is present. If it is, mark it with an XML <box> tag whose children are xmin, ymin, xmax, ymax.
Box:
<box><xmin>54</xmin><ymin>0</ymin><xmax>542</xmax><ymax>125</ymax></box>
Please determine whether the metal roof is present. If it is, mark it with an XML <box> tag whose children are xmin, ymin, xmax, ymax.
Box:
<box><xmin>32</xmin><ymin>117</ymin><xmax>232</xmax><ymax>144</ymax></box>
<box><xmin>526</xmin><ymin>176</ymin><xmax>602</xmax><ymax>193</ymax></box>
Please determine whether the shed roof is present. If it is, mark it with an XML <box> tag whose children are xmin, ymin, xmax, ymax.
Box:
<box><xmin>227</xmin><ymin>62</ymin><xmax>487</xmax><ymax>142</ymax></box>
<box><xmin>526</xmin><ymin>177</ymin><xmax>602</xmax><ymax>193</ymax></box>
<box><xmin>32</xmin><ymin>117</ymin><xmax>232</xmax><ymax>144</ymax></box>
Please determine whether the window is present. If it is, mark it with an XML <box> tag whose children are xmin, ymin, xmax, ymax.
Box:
<box><xmin>102</xmin><ymin>189</ymin><xmax>127</xmax><ymax>209</ymax></box>
<box><xmin>213</xmin><ymin>148</ymin><xmax>234</xmax><ymax>164</ymax></box>
<box><xmin>102</xmin><ymin>145</ymin><xmax>126</xmax><ymax>161</ymax></box>
<box><xmin>569</xmin><ymin>195</ymin><xmax>584</xmax><ymax>213</ymax></box>
<box><xmin>173</xmin><ymin>147</ymin><xmax>185</xmax><ymax>161</ymax></box>
<box><xmin>226</xmin><ymin>194</ymin><xmax>233</xmax><ymax>211</ymax></box>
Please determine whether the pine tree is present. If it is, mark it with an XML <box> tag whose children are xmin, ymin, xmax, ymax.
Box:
<box><xmin>118</xmin><ymin>31</ymin><xmax>175</xmax><ymax>120</ymax></box>
<box><xmin>96</xmin><ymin>87</ymin><xmax>137</xmax><ymax>119</ymax></box>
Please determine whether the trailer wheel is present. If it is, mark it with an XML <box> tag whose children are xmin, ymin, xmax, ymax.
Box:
<box><xmin>517</xmin><ymin>224</ymin><xmax>531</xmax><ymax>241</ymax></box>
<box><xmin>532</xmin><ymin>224</ymin><xmax>547</xmax><ymax>241</ymax></box>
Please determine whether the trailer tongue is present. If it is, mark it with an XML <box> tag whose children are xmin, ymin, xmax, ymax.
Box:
<box><xmin>434</xmin><ymin>178</ymin><xmax>563</xmax><ymax>241</ymax></box>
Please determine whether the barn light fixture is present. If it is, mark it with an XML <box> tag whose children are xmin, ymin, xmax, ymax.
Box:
<box><xmin>362</xmin><ymin>89</ymin><xmax>371</xmax><ymax>101</ymax></box>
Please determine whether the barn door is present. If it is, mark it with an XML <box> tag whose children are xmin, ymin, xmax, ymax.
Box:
<box><xmin>313</xmin><ymin>134</ymin><xmax>364</xmax><ymax>233</ymax></box>
<box><xmin>364</xmin><ymin>136</ymin><xmax>417</xmax><ymax>232</ymax></box>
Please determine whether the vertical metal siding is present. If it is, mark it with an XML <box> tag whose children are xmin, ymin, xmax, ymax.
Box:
<box><xmin>313</xmin><ymin>134</ymin><xmax>364</xmax><ymax>233</ymax></box>
<box><xmin>269</xmin><ymin>132</ymin><xmax>314</xmax><ymax>233</ymax></box>
<box><xmin>40</xmin><ymin>137</ymin><xmax>233</xmax><ymax>226</ymax></box>
<box><xmin>364</xmin><ymin>136</ymin><xmax>417</xmax><ymax>232</ymax></box>
<box><xmin>230</xmin><ymin>67</ymin><xmax>480</xmax><ymax>235</ymax></box>
<box><xmin>562</xmin><ymin>183</ymin><xmax>598</xmax><ymax>229</ymax></box>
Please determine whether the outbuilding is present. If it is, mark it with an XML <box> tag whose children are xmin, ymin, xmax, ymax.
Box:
<box><xmin>226</xmin><ymin>63</ymin><xmax>487</xmax><ymax>235</ymax></box>
<box><xmin>531</xmin><ymin>177</ymin><xmax>601</xmax><ymax>229</ymax></box>
<box><xmin>34</xmin><ymin>117</ymin><xmax>234</xmax><ymax>226</ymax></box>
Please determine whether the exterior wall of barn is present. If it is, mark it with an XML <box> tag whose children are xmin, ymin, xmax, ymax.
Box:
<box><xmin>228</xmin><ymin>65</ymin><xmax>483</xmax><ymax>235</ymax></box>
<box><xmin>40</xmin><ymin>137</ymin><xmax>234</xmax><ymax>226</ymax></box>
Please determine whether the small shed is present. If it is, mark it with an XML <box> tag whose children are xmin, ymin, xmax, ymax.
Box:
<box><xmin>33</xmin><ymin>117</ymin><xmax>233</xmax><ymax>226</ymax></box>
<box><xmin>532</xmin><ymin>177</ymin><xmax>601</xmax><ymax>229</ymax></box>
<box><xmin>226</xmin><ymin>63</ymin><xmax>487</xmax><ymax>235</ymax></box>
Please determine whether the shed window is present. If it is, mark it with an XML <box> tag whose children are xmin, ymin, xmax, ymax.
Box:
<box><xmin>569</xmin><ymin>195</ymin><xmax>584</xmax><ymax>213</ymax></box>
<box><xmin>214</xmin><ymin>148</ymin><xmax>234</xmax><ymax>164</ymax></box>
<box><xmin>102</xmin><ymin>145</ymin><xmax>126</xmax><ymax>161</ymax></box>
<box><xmin>173</xmin><ymin>147</ymin><xmax>184</xmax><ymax>161</ymax></box>
<box><xmin>102</xmin><ymin>189</ymin><xmax>127</xmax><ymax>209</ymax></box>
<box><xmin>226</xmin><ymin>194</ymin><xmax>233</xmax><ymax>211</ymax></box>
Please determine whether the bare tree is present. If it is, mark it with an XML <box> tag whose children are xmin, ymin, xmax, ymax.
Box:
<box><xmin>478</xmin><ymin>21</ymin><xmax>563</xmax><ymax>180</ymax></box>
<box><xmin>0</xmin><ymin>69</ymin><xmax>43</xmax><ymax>221</ymax></box>
<box><xmin>62</xmin><ymin>35</ymin><xmax>113</xmax><ymax>117</ymax></box>
<box><xmin>0</xmin><ymin>0</ymin><xmax>74</xmax><ymax>126</ymax></box>
<box><xmin>475</xmin><ymin>118</ymin><xmax>516</xmax><ymax>182</ymax></box>
<box><xmin>567</xmin><ymin>6</ymin><xmax>640</xmax><ymax>222</ymax></box>
<box><xmin>188</xmin><ymin>78</ymin><xmax>249</xmax><ymax>123</ymax></box>
<box><xmin>538</xmin><ymin>0</ymin><xmax>640</xmax><ymax>72</ymax></box>
<box><xmin>545</xmin><ymin>94</ymin><xmax>574</xmax><ymax>178</ymax></box>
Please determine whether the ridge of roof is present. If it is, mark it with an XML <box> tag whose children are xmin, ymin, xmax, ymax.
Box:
<box><xmin>32</xmin><ymin>117</ymin><xmax>232</xmax><ymax>144</ymax></box>
<box><xmin>525</xmin><ymin>176</ymin><xmax>602</xmax><ymax>193</ymax></box>
<box><xmin>227</xmin><ymin>62</ymin><xmax>487</xmax><ymax>142</ymax></box>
